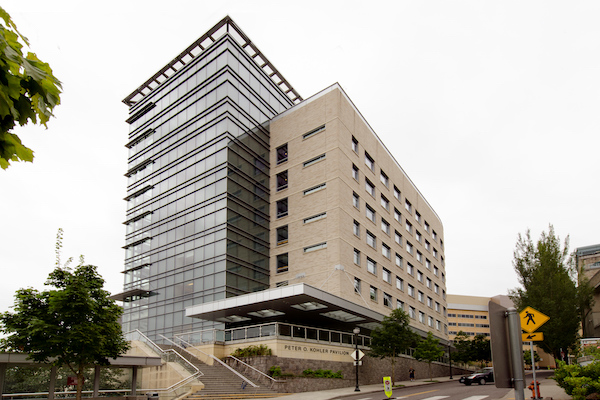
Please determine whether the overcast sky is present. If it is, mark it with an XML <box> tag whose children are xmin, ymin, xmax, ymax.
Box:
<box><xmin>1</xmin><ymin>0</ymin><xmax>598</xmax><ymax>313</ymax></box>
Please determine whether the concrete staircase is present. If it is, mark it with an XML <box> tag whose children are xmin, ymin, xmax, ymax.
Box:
<box><xmin>186</xmin><ymin>363</ymin><xmax>284</xmax><ymax>400</ymax></box>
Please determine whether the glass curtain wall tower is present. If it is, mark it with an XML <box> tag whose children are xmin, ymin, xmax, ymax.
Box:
<box><xmin>117</xmin><ymin>17</ymin><xmax>302</xmax><ymax>339</ymax></box>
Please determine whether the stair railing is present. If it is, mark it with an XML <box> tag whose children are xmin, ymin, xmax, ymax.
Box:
<box><xmin>226</xmin><ymin>355</ymin><xmax>284</xmax><ymax>389</ymax></box>
<box><xmin>175</xmin><ymin>337</ymin><xmax>258</xmax><ymax>388</ymax></box>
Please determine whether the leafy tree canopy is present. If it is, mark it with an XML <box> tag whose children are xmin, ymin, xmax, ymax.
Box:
<box><xmin>452</xmin><ymin>332</ymin><xmax>491</xmax><ymax>367</ymax></box>
<box><xmin>0</xmin><ymin>6</ymin><xmax>61</xmax><ymax>169</ymax></box>
<box><xmin>509</xmin><ymin>225</ymin><xmax>592</xmax><ymax>361</ymax></box>
<box><xmin>414</xmin><ymin>331</ymin><xmax>445</xmax><ymax>381</ymax></box>
<box><xmin>0</xmin><ymin>230</ymin><xmax>129</xmax><ymax>400</ymax></box>
<box><xmin>369</xmin><ymin>308</ymin><xmax>417</xmax><ymax>384</ymax></box>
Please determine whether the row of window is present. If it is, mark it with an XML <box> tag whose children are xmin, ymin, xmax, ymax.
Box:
<box><xmin>448</xmin><ymin>322</ymin><xmax>490</xmax><ymax>328</ymax></box>
<box><xmin>353</xmin><ymin>277</ymin><xmax>444</xmax><ymax>330</ymax></box>
<box><xmin>351</xmin><ymin>135</ymin><xmax>443</xmax><ymax>250</ymax></box>
<box><xmin>447</xmin><ymin>313</ymin><xmax>488</xmax><ymax>319</ymax></box>
<box><xmin>449</xmin><ymin>331</ymin><xmax>490</xmax><ymax>337</ymax></box>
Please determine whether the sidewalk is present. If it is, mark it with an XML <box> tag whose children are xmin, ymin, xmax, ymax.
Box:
<box><xmin>253</xmin><ymin>370</ymin><xmax>569</xmax><ymax>400</ymax></box>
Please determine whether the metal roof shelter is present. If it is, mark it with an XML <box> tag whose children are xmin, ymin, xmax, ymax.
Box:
<box><xmin>186</xmin><ymin>283</ymin><xmax>384</xmax><ymax>332</ymax></box>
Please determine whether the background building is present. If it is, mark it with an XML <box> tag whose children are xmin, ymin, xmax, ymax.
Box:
<box><xmin>577</xmin><ymin>244</ymin><xmax>600</xmax><ymax>338</ymax></box>
<box><xmin>447</xmin><ymin>294</ymin><xmax>491</xmax><ymax>339</ymax></box>
<box><xmin>114</xmin><ymin>16</ymin><xmax>447</xmax><ymax>347</ymax></box>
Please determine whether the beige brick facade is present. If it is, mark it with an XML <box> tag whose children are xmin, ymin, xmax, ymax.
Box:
<box><xmin>269</xmin><ymin>85</ymin><xmax>447</xmax><ymax>339</ymax></box>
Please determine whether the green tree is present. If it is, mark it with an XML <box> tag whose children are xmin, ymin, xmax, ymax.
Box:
<box><xmin>414</xmin><ymin>332</ymin><xmax>444</xmax><ymax>381</ymax></box>
<box><xmin>0</xmin><ymin>248</ymin><xmax>129</xmax><ymax>400</ymax></box>
<box><xmin>509</xmin><ymin>225</ymin><xmax>592</xmax><ymax>361</ymax></box>
<box><xmin>523</xmin><ymin>349</ymin><xmax>541</xmax><ymax>367</ymax></box>
<box><xmin>471</xmin><ymin>334</ymin><xmax>491</xmax><ymax>367</ymax></box>
<box><xmin>0</xmin><ymin>6</ymin><xmax>61</xmax><ymax>169</ymax></box>
<box><xmin>369</xmin><ymin>308</ymin><xmax>417</xmax><ymax>384</ymax></box>
<box><xmin>452</xmin><ymin>331</ymin><xmax>473</xmax><ymax>364</ymax></box>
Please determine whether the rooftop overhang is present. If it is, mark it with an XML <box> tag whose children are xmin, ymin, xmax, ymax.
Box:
<box><xmin>0</xmin><ymin>353</ymin><xmax>162</xmax><ymax>367</ymax></box>
<box><xmin>109</xmin><ymin>288</ymin><xmax>151</xmax><ymax>302</ymax></box>
<box><xmin>186</xmin><ymin>283</ymin><xmax>384</xmax><ymax>333</ymax></box>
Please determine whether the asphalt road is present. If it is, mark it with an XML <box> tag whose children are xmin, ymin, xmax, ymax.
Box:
<box><xmin>332</xmin><ymin>379</ymin><xmax>512</xmax><ymax>400</ymax></box>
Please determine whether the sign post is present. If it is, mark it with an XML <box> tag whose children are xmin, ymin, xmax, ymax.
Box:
<box><xmin>519</xmin><ymin>306</ymin><xmax>549</xmax><ymax>400</ymax></box>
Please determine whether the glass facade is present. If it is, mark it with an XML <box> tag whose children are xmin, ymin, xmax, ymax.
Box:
<box><xmin>121</xmin><ymin>31</ymin><xmax>295</xmax><ymax>339</ymax></box>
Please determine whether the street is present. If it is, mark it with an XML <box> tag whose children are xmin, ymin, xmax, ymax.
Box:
<box><xmin>332</xmin><ymin>380</ymin><xmax>511</xmax><ymax>400</ymax></box>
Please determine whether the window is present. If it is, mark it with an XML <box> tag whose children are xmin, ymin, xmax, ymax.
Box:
<box><xmin>352</xmin><ymin>164</ymin><xmax>359</xmax><ymax>180</ymax></box>
<box><xmin>276</xmin><ymin>170</ymin><xmax>288</xmax><ymax>191</ymax></box>
<box><xmin>395</xmin><ymin>231</ymin><xmax>402</xmax><ymax>245</ymax></box>
<box><xmin>409</xmin><ymin>306</ymin><xmax>416</xmax><ymax>319</ymax></box>
<box><xmin>405</xmin><ymin>220</ymin><xmax>412</xmax><ymax>234</ymax></box>
<box><xmin>304</xmin><ymin>212</ymin><xmax>327</xmax><ymax>224</ymax></box>
<box><xmin>395</xmin><ymin>253</ymin><xmax>403</xmax><ymax>268</ymax></box>
<box><xmin>432</xmin><ymin>230</ymin><xmax>437</xmax><ymax>241</ymax></box>
<box><xmin>304</xmin><ymin>153</ymin><xmax>326</xmax><ymax>167</ymax></box>
<box><xmin>366</xmin><ymin>231</ymin><xmax>376</xmax><ymax>248</ymax></box>
<box><xmin>396</xmin><ymin>276</ymin><xmax>404</xmax><ymax>291</ymax></box>
<box><xmin>304</xmin><ymin>242</ymin><xmax>327</xmax><ymax>253</ymax></box>
<box><xmin>304</xmin><ymin>183</ymin><xmax>326</xmax><ymax>195</ymax></box>
<box><xmin>427</xmin><ymin>296</ymin><xmax>433</xmax><ymax>308</ymax></box>
<box><xmin>396</xmin><ymin>300</ymin><xmax>404</xmax><ymax>310</ymax></box>
<box><xmin>380</xmin><ymin>195</ymin><xmax>389</xmax><ymax>211</ymax></box>
<box><xmin>276</xmin><ymin>144</ymin><xmax>288</xmax><ymax>164</ymax></box>
<box><xmin>382</xmin><ymin>243</ymin><xmax>391</xmax><ymax>259</ymax></box>
<box><xmin>367</xmin><ymin>257</ymin><xmax>377</xmax><ymax>275</ymax></box>
<box><xmin>433</xmin><ymin>248</ymin><xmax>438</xmax><ymax>259</ymax></box>
<box><xmin>352</xmin><ymin>136</ymin><xmax>359</xmax><ymax>153</ymax></box>
<box><xmin>405</xmin><ymin>199</ymin><xmax>412</xmax><ymax>214</ymax></box>
<box><xmin>415</xmin><ymin>211</ymin><xmax>421</xmax><ymax>223</ymax></box>
<box><xmin>365</xmin><ymin>179</ymin><xmax>375</xmax><ymax>196</ymax></box>
<box><xmin>416</xmin><ymin>231</ymin><xmax>422</xmax><ymax>242</ymax></box>
<box><xmin>407</xmin><ymin>263</ymin><xmax>414</xmax><ymax>275</ymax></box>
<box><xmin>365</xmin><ymin>152</ymin><xmax>375</xmax><ymax>171</ymax></box>
<box><xmin>419</xmin><ymin>311</ymin><xmax>425</xmax><ymax>323</ymax></box>
<box><xmin>406</xmin><ymin>241</ymin><xmax>413</xmax><ymax>254</ymax></box>
<box><xmin>426</xmin><ymin>277</ymin><xmax>432</xmax><ymax>289</ymax></box>
<box><xmin>425</xmin><ymin>221</ymin><xmax>430</xmax><ymax>233</ymax></box>
<box><xmin>433</xmin><ymin>265</ymin><xmax>438</xmax><ymax>276</ymax></box>
<box><xmin>276</xmin><ymin>225</ymin><xmax>288</xmax><ymax>245</ymax></box>
<box><xmin>436</xmin><ymin>320</ymin><xmax>441</xmax><ymax>330</ymax></box>
<box><xmin>417</xmin><ymin>270</ymin><xmax>423</xmax><ymax>282</ymax></box>
<box><xmin>354</xmin><ymin>277</ymin><xmax>361</xmax><ymax>293</ymax></box>
<box><xmin>394</xmin><ymin>208</ymin><xmax>401</xmax><ymax>223</ymax></box>
<box><xmin>380</xmin><ymin>170</ymin><xmax>389</xmax><ymax>187</ymax></box>
<box><xmin>440</xmin><ymin>239</ymin><xmax>444</xmax><ymax>249</ymax></box>
<box><xmin>370</xmin><ymin>286</ymin><xmax>378</xmax><ymax>301</ymax></box>
<box><xmin>394</xmin><ymin>186</ymin><xmax>401</xmax><ymax>201</ymax></box>
<box><xmin>435</xmin><ymin>302</ymin><xmax>441</xmax><ymax>312</ymax></box>
<box><xmin>366</xmin><ymin>205</ymin><xmax>376</xmax><ymax>223</ymax></box>
<box><xmin>408</xmin><ymin>284</ymin><xmax>415</xmax><ymax>297</ymax></box>
<box><xmin>353</xmin><ymin>192</ymin><xmax>360</xmax><ymax>209</ymax></box>
<box><xmin>276</xmin><ymin>281</ymin><xmax>288</xmax><ymax>287</ymax></box>
<box><xmin>383</xmin><ymin>268</ymin><xmax>391</xmax><ymax>283</ymax></box>
<box><xmin>353</xmin><ymin>220</ymin><xmax>360</xmax><ymax>237</ymax></box>
<box><xmin>428</xmin><ymin>316</ymin><xmax>434</xmax><ymax>327</ymax></box>
<box><xmin>303</xmin><ymin>125</ymin><xmax>325</xmax><ymax>139</ymax></box>
<box><xmin>381</xmin><ymin>219</ymin><xmax>390</xmax><ymax>235</ymax></box>
<box><xmin>383</xmin><ymin>292</ymin><xmax>392</xmax><ymax>307</ymax></box>
<box><xmin>425</xmin><ymin>240</ymin><xmax>431</xmax><ymax>251</ymax></box>
<box><xmin>276</xmin><ymin>253</ymin><xmax>288</xmax><ymax>273</ymax></box>
<box><xmin>276</xmin><ymin>198</ymin><xmax>288</xmax><ymax>218</ymax></box>
<box><xmin>354</xmin><ymin>249</ymin><xmax>361</xmax><ymax>265</ymax></box>
<box><xmin>416</xmin><ymin>251</ymin><xmax>423</xmax><ymax>263</ymax></box>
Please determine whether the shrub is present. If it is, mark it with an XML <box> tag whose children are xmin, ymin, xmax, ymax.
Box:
<box><xmin>269</xmin><ymin>366</ymin><xmax>282</xmax><ymax>377</ymax></box>
<box><xmin>301</xmin><ymin>369</ymin><xmax>343</xmax><ymax>379</ymax></box>
<box><xmin>554</xmin><ymin>360</ymin><xmax>600</xmax><ymax>400</ymax></box>
<box><xmin>231</xmin><ymin>345</ymin><xmax>272</xmax><ymax>357</ymax></box>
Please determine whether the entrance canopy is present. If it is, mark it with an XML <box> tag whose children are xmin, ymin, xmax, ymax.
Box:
<box><xmin>186</xmin><ymin>283</ymin><xmax>384</xmax><ymax>332</ymax></box>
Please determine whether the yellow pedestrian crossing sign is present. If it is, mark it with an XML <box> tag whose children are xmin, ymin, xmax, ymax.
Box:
<box><xmin>520</xmin><ymin>306</ymin><xmax>549</xmax><ymax>333</ymax></box>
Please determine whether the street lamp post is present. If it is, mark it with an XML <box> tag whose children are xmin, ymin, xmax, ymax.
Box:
<box><xmin>354</xmin><ymin>327</ymin><xmax>360</xmax><ymax>392</ymax></box>
<box><xmin>448</xmin><ymin>342</ymin><xmax>453</xmax><ymax>379</ymax></box>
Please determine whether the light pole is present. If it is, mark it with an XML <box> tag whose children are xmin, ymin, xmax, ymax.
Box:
<box><xmin>448</xmin><ymin>342</ymin><xmax>453</xmax><ymax>379</ymax></box>
<box><xmin>354</xmin><ymin>327</ymin><xmax>360</xmax><ymax>392</ymax></box>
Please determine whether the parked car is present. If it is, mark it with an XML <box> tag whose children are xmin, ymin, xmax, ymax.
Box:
<box><xmin>459</xmin><ymin>367</ymin><xmax>494</xmax><ymax>385</ymax></box>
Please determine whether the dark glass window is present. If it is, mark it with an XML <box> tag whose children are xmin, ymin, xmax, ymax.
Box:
<box><xmin>276</xmin><ymin>170</ymin><xmax>288</xmax><ymax>191</ymax></box>
<box><xmin>277</xmin><ymin>225</ymin><xmax>288</xmax><ymax>245</ymax></box>
<box><xmin>277</xmin><ymin>253</ymin><xmax>288</xmax><ymax>273</ymax></box>
<box><xmin>277</xmin><ymin>144</ymin><xmax>288</xmax><ymax>164</ymax></box>
<box><xmin>276</xmin><ymin>198</ymin><xmax>288</xmax><ymax>218</ymax></box>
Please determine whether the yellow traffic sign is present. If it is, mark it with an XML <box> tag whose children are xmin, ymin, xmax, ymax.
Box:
<box><xmin>520</xmin><ymin>306</ymin><xmax>550</xmax><ymax>333</ymax></box>
<box><xmin>522</xmin><ymin>332</ymin><xmax>544</xmax><ymax>342</ymax></box>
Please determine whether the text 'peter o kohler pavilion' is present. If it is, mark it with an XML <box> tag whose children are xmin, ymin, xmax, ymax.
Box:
<box><xmin>115</xmin><ymin>16</ymin><xmax>448</xmax><ymax>362</ymax></box>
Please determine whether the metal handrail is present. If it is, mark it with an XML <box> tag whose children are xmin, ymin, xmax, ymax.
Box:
<box><xmin>227</xmin><ymin>355</ymin><xmax>283</xmax><ymax>383</ymax></box>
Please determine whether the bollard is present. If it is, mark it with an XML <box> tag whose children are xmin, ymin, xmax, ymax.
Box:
<box><xmin>527</xmin><ymin>380</ymin><xmax>541</xmax><ymax>399</ymax></box>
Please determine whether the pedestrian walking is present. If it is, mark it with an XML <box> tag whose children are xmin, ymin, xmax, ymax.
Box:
<box><xmin>409</xmin><ymin>367</ymin><xmax>415</xmax><ymax>381</ymax></box>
